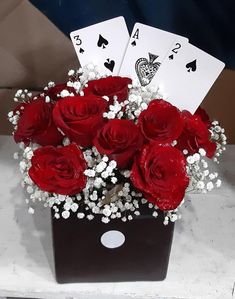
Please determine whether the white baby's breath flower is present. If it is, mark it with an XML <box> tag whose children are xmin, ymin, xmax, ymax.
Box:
<box><xmin>197</xmin><ymin>181</ymin><xmax>205</xmax><ymax>189</ymax></box>
<box><xmin>170</xmin><ymin>214</ymin><xmax>178</xmax><ymax>222</ymax></box>
<box><xmin>206</xmin><ymin>182</ymin><xmax>214</xmax><ymax>191</ymax></box>
<box><xmin>68</xmin><ymin>69</ymin><xmax>75</xmax><ymax>76</ymax></box>
<box><xmin>13</xmin><ymin>152</ymin><xmax>19</xmax><ymax>160</ymax></box>
<box><xmin>111</xmin><ymin>177</ymin><xmax>118</xmax><ymax>184</ymax></box>
<box><xmin>48</xmin><ymin>81</ymin><xmax>55</xmax><ymax>88</ymax></box>
<box><xmin>84</xmin><ymin>169</ymin><xmax>96</xmax><ymax>177</ymax></box>
<box><xmin>87</xmin><ymin>214</ymin><xmax>94</xmax><ymax>220</ymax></box>
<box><xmin>152</xmin><ymin>211</ymin><xmax>158</xmax><ymax>218</ymax></box>
<box><xmin>62</xmin><ymin>210</ymin><xmax>70</xmax><ymax>219</ymax></box>
<box><xmin>102</xmin><ymin>217</ymin><xmax>110</xmax><ymax>223</ymax></box>
<box><xmin>193</xmin><ymin>153</ymin><xmax>200</xmax><ymax>161</ymax></box>
<box><xmin>77</xmin><ymin>212</ymin><xmax>85</xmax><ymax>219</ymax></box>
<box><xmin>45</xmin><ymin>96</ymin><xmax>50</xmax><ymax>102</ymax></box>
<box><xmin>187</xmin><ymin>156</ymin><xmax>195</xmax><ymax>164</ymax></box>
<box><xmin>215</xmin><ymin>179</ymin><xmax>222</xmax><ymax>188</ymax></box>
<box><xmin>28</xmin><ymin>207</ymin><xmax>35</xmax><ymax>214</ymax></box>
<box><xmin>199</xmin><ymin>148</ymin><xmax>206</xmax><ymax>156</ymax></box>
<box><xmin>96</xmin><ymin>161</ymin><xmax>107</xmax><ymax>173</ymax></box>
<box><xmin>60</xmin><ymin>90</ymin><xmax>70</xmax><ymax>98</ymax></box>
<box><xmin>73</xmin><ymin>81</ymin><xmax>81</xmax><ymax>91</ymax></box>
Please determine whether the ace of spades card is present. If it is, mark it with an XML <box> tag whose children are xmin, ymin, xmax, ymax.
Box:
<box><xmin>70</xmin><ymin>17</ymin><xmax>129</xmax><ymax>75</ymax></box>
<box><xmin>119</xmin><ymin>23</ymin><xmax>188</xmax><ymax>86</ymax></box>
<box><xmin>151</xmin><ymin>42</ymin><xmax>225</xmax><ymax>113</ymax></box>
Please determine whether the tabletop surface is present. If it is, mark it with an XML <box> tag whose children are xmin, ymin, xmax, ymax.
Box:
<box><xmin>0</xmin><ymin>135</ymin><xmax>234</xmax><ymax>299</ymax></box>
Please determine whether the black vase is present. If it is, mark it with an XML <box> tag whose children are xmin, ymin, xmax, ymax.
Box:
<box><xmin>51</xmin><ymin>207</ymin><xmax>174</xmax><ymax>283</ymax></box>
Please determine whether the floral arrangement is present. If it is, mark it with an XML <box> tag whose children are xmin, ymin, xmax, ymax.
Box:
<box><xmin>8</xmin><ymin>64</ymin><xmax>227</xmax><ymax>224</ymax></box>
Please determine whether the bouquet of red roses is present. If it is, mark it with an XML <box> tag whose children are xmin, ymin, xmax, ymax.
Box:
<box><xmin>8</xmin><ymin>64</ymin><xmax>226</xmax><ymax>224</ymax></box>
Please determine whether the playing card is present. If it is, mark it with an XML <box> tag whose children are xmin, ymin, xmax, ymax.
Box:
<box><xmin>151</xmin><ymin>42</ymin><xmax>225</xmax><ymax>113</ymax></box>
<box><xmin>70</xmin><ymin>17</ymin><xmax>129</xmax><ymax>75</ymax></box>
<box><xmin>118</xmin><ymin>23</ymin><xmax>188</xmax><ymax>85</ymax></box>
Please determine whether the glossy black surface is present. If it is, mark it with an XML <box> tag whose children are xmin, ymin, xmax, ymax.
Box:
<box><xmin>51</xmin><ymin>208</ymin><xmax>174</xmax><ymax>283</ymax></box>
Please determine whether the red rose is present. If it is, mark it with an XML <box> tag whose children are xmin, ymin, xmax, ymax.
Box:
<box><xmin>83</xmin><ymin>76</ymin><xmax>131</xmax><ymax>103</ymax></box>
<box><xmin>29</xmin><ymin>144</ymin><xmax>87</xmax><ymax>195</ymax></box>
<box><xmin>14</xmin><ymin>98</ymin><xmax>63</xmax><ymax>146</ymax></box>
<box><xmin>138</xmin><ymin>99</ymin><xmax>183</xmax><ymax>144</ymax></box>
<box><xmin>194</xmin><ymin>106</ymin><xmax>211</xmax><ymax>128</ymax></box>
<box><xmin>131</xmin><ymin>144</ymin><xmax>189</xmax><ymax>211</ymax></box>
<box><xmin>176</xmin><ymin>111</ymin><xmax>216</xmax><ymax>158</ymax></box>
<box><xmin>46</xmin><ymin>83</ymin><xmax>75</xmax><ymax>101</ymax></box>
<box><xmin>94</xmin><ymin>119</ymin><xmax>143</xmax><ymax>169</ymax></box>
<box><xmin>53</xmin><ymin>95</ymin><xmax>107</xmax><ymax>147</ymax></box>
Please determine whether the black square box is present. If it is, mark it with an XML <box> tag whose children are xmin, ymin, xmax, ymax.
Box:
<box><xmin>51</xmin><ymin>208</ymin><xmax>174</xmax><ymax>283</ymax></box>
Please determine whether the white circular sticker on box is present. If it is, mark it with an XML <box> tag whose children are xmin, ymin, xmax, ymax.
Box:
<box><xmin>100</xmin><ymin>230</ymin><xmax>125</xmax><ymax>249</ymax></box>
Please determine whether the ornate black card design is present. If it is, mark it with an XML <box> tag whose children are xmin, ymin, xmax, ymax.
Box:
<box><xmin>135</xmin><ymin>53</ymin><xmax>161</xmax><ymax>86</ymax></box>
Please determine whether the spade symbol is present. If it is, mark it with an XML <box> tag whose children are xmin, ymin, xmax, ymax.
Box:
<box><xmin>186</xmin><ymin>59</ymin><xmax>197</xmax><ymax>72</ymax></box>
<box><xmin>169</xmin><ymin>54</ymin><xmax>174</xmax><ymax>60</ymax></box>
<box><xmin>104</xmin><ymin>58</ymin><xmax>115</xmax><ymax>72</ymax></box>
<box><xmin>97</xmin><ymin>34</ymin><xmax>108</xmax><ymax>49</ymax></box>
<box><xmin>135</xmin><ymin>53</ymin><xmax>161</xmax><ymax>86</ymax></box>
<box><xmin>79</xmin><ymin>48</ymin><xmax>84</xmax><ymax>54</ymax></box>
<box><xmin>131</xmin><ymin>40</ymin><xmax>136</xmax><ymax>46</ymax></box>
